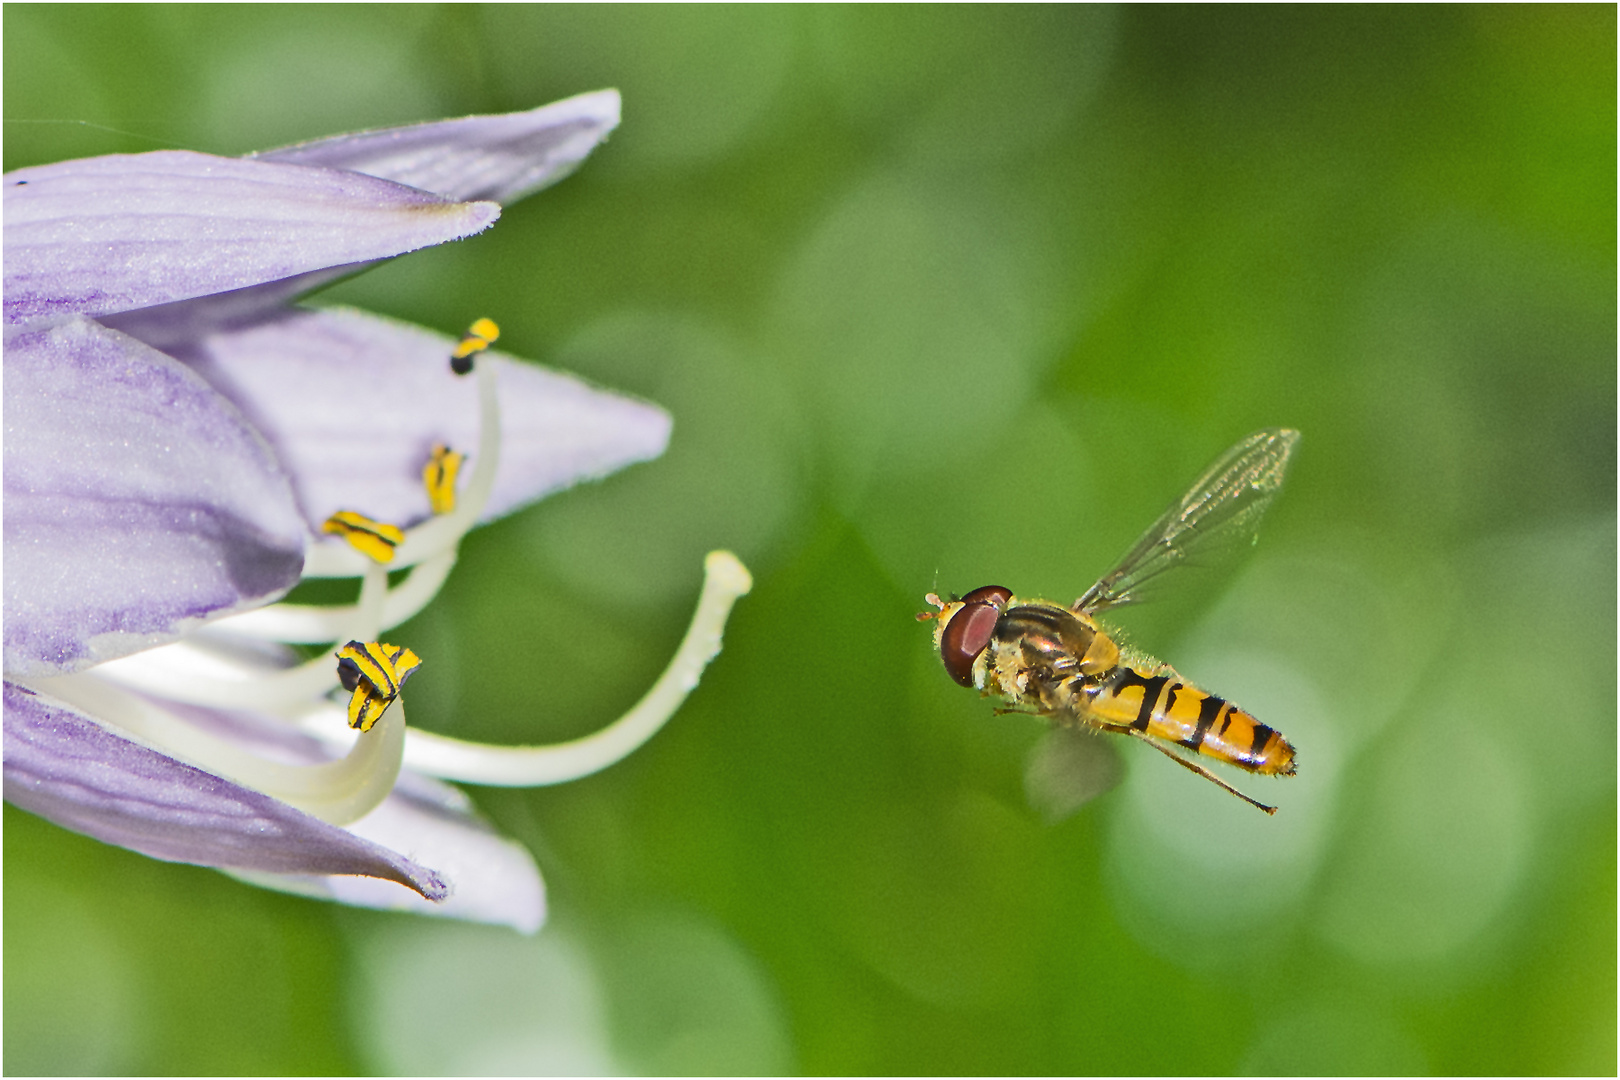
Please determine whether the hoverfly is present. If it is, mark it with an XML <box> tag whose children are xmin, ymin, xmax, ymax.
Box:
<box><xmin>921</xmin><ymin>428</ymin><xmax>1300</xmax><ymax>814</ymax></box>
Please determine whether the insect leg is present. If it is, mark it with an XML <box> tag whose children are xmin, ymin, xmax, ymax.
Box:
<box><xmin>1121</xmin><ymin>727</ymin><xmax>1278</xmax><ymax>815</ymax></box>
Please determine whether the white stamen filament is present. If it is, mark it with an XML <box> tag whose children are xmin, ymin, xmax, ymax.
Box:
<box><xmin>209</xmin><ymin>549</ymin><xmax>457</xmax><ymax>644</ymax></box>
<box><xmin>22</xmin><ymin>671</ymin><xmax>405</xmax><ymax>826</ymax></box>
<box><xmin>397</xmin><ymin>550</ymin><xmax>752</xmax><ymax>785</ymax></box>
<box><xmin>96</xmin><ymin>564</ymin><xmax>388</xmax><ymax>709</ymax></box>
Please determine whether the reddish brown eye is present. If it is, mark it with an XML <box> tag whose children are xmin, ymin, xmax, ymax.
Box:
<box><xmin>940</xmin><ymin>585</ymin><xmax>1011</xmax><ymax>688</ymax></box>
<box><xmin>961</xmin><ymin>585</ymin><xmax>1012</xmax><ymax>608</ymax></box>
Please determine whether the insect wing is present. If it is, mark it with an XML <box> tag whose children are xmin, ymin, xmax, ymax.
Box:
<box><xmin>1024</xmin><ymin>726</ymin><xmax>1125</xmax><ymax>823</ymax></box>
<box><xmin>1074</xmin><ymin>428</ymin><xmax>1299</xmax><ymax>615</ymax></box>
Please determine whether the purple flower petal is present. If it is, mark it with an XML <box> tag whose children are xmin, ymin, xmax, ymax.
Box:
<box><xmin>149</xmin><ymin>701</ymin><xmax>544</xmax><ymax>930</ymax></box>
<box><xmin>3</xmin><ymin>150</ymin><xmax>498</xmax><ymax>325</ymax></box>
<box><xmin>2</xmin><ymin>681</ymin><xmax>448</xmax><ymax>899</ymax></box>
<box><xmin>254</xmin><ymin>89</ymin><xmax>621</xmax><ymax>205</ymax></box>
<box><xmin>96</xmin><ymin>95</ymin><xmax>619</xmax><ymax>350</ymax></box>
<box><xmin>3</xmin><ymin>316</ymin><xmax>306</xmax><ymax>677</ymax></box>
<box><xmin>230</xmin><ymin>769</ymin><xmax>547</xmax><ymax>933</ymax></box>
<box><xmin>100</xmin><ymin>261</ymin><xmax>372</xmax><ymax>355</ymax></box>
<box><xmin>176</xmin><ymin>306</ymin><xmax>671</xmax><ymax>530</ymax></box>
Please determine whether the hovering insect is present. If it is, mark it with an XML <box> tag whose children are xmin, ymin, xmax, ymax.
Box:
<box><xmin>921</xmin><ymin>428</ymin><xmax>1301</xmax><ymax>814</ymax></box>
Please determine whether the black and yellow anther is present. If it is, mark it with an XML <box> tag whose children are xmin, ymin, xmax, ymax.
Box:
<box><xmin>322</xmin><ymin>511</ymin><xmax>405</xmax><ymax>563</ymax></box>
<box><xmin>449</xmin><ymin>317</ymin><xmax>500</xmax><ymax>375</ymax></box>
<box><xmin>335</xmin><ymin>640</ymin><xmax>422</xmax><ymax>732</ymax></box>
<box><xmin>422</xmin><ymin>443</ymin><xmax>464</xmax><ymax>515</ymax></box>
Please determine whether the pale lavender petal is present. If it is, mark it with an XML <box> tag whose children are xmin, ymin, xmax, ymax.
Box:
<box><xmin>2</xmin><ymin>682</ymin><xmax>448</xmax><ymax>899</ymax></box>
<box><xmin>3</xmin><ymin>316</ymin><xmax>306</xmax><ymax>677</ymax></box>
<box><xmin>3</xmin><ymin>150</ymin><xmax>498</xmax><ymax>325</ymax></box>
<box><xmin>82</xmin><ymin>96</ymin><xmax>615</xmax><ymax>349</ymax></box>
<box><xmin>163</xmin><ymin>702</ymin><xmax>543</xmax><ymax>931</ymax></box>
<box><xmin>227</xmin><ymin>770</ymin><xmax>546</xmax><ymax>933</ymax></box>
<box><xmin>254</xmin><ymin>89</ymin><xmax>621</xmax><ymax>205</ymax></box>
<box><xmin>101</xmin><ymin>261</ymin><xmax>371</xmax><ymax>355</ymax></box>
<box><xmin>176</xmin><ymin>306</ymin><xmax>671</xmax><ymax>530</ymax></box>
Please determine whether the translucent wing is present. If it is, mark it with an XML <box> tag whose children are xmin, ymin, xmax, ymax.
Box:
<box><xmin>1024</xmin><ymin>727</ymin><xmax>1124</xmax><ymax>822</ymax></box>
<box><xmin>1074</xmin><ymin>428</ymin><xmax>1299</xmax><ymax>615</ymax></box>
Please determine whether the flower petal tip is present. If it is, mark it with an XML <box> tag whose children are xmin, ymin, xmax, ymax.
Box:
<box><xmin>253</xmin><ymin>89</ymin><xmax>626</xmax><ymax>206</ymax></box>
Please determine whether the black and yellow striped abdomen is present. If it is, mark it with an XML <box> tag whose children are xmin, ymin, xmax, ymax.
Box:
<box><xmin>1087</xmin><ymin>664</ymin><xmax>1296</xmax><ymax>776</ymax></box>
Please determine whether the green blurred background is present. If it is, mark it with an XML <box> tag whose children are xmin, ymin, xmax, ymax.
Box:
<box><xmin>5</xmin><ymin>5</ymin><xmax>1614</xmax><ymax>1074</ymax></box>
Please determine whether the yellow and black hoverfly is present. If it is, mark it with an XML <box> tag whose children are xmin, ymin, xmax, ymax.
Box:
<box><xmin>921</xmin><ymin>428</ymin><xmax>1300</xmax><ymax>814</ymax></box>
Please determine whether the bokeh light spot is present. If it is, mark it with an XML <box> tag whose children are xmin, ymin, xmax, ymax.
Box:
<box><xmin>529</xmin><ymin>312</ymin><xmax>804</xmax><ymax>607</ymax></box>
<box><xmin>4</xmin><ymin>881</ymin><xmax>143</xmax><ymax>1075</ymax></box>
<box><xmin>769</xmin><ymin>173</ymin><xmax>1050</xmax><ymax>504</ymax></box>
<box><xmin>482</xmin><ymin>6</ymin><xmax>796</xmax><ymax>174</ymax></box>
<box><xmin>1318</xmin><ymin>705</ymin><xmax>1531</xmax><ymax>968</ymax></box>
<box><xmin>350</xmin><ymin>919</ymin><xmax>620</xmax><ymax>1075</ymax></box>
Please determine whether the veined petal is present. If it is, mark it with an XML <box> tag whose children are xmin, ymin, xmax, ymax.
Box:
<box><xmin>229</xmin><ymin>770</ymin><xmax>546</xmax><ymax>934</ymax></box>
<box><xmin>1</xmin><ymin>682</ymin><xmax>448</xmax><ymax>899</ymax></box>
<box><xmin>104</xmin><ymin>94</ymin><xmax>619</xmax><ymax>352</ymax></box>
<box><xmin>254</xmin><ymin>89</ymin><xmax>622</xmax><ymax>205</ymax></box>
<box><xmin>101</xmin><ymin>261</ymin><xmax>373</xmax><ymax>356</ymax></box>
<box><xmin>3</xmin><ymin>150</ymin><xmax>498</xmax><ymax>325</ymax></box>
<box><xmin>3</xmin><ymin>316</ymin><xmax>305</xmax><ymax>677</ymax></box>
<box><xmin>179</xmin><ymin>306</ymin><xmax>672</xmax><ymax>530</ymax></box>
<box><xmin>129</xmin><ymin>699</ymin><xmax>542</xmax><ymax>931</ymax></box>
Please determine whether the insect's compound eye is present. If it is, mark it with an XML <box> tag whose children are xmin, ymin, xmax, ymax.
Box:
<box><xmin>961</xmin><ymin>585</ymin><xmax>1012</xmax><ymax>608</ymax></box>
<box><xmin>940</xmin><ymin>585</ymin><xmax>1011</xmax><ymax>688</ymax></box>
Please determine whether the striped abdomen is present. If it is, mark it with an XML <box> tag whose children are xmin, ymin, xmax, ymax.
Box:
<box><xmin>1088</xmin><ymin>665</ymin><xmax>1296</xmax><ymax>776</ymax></box>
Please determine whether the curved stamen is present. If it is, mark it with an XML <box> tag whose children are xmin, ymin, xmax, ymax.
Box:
<box><xmin>396</xmin><ymin>550</ymin><xmax>752</xmax><ymax>785</ymax></box>
<box><xmin>302</xmin><ymin>356</ymin><xmax>499</xmax><ymax>579</ymax></box>
<box><xmin>20</xmin><ymin>672</ymin><xmax>406</xmax><ymax>826</ymax></box>
<box><xmin>96</xmin><ymin>564</ymin><xmax>388</xmax><ymax>710</ymax></box>
<box><xmin>208</xmin><ymin>549</ymin><xmax>457</xmax><ymax>644</ymax></box>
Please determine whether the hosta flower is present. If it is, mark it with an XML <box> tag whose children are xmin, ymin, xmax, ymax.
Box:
<box><xmin>2</xmin><ymin>91</ymin><xmax>753</xmax><ymax>933</ymax></box>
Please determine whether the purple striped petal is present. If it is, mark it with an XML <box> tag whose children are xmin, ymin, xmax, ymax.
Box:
<box><xmin>230</xmin><ymin>768</ymin><xmax>546</xmax><ymax>933</ymax></box>
<box><xmin>3</xmin><ymin>150</ymin><xmax>498</xmax><ymax>325</ymax></box>
<box><xmin>254</xmin><ymin>89</ymin><xmax>621</xmax><ymax>205</ymax></box>
<box><xmin>2</xmin><ymin>682</ymin><xmax>448</xmax><ymax>899</ymax></box>
<box><xmin>144</xmin><ymin>701</ymin><xmax>542</xmax><ymax>929</ymax></box>
<box><xmin>100</xmin><ymin>261</ymin><xmax>372</xmax><ymax>355</ymax></box>
<box><xmin>92</xmin><ymin>96</ymin><xmax>618</xmax><ymax>350</ymax></box>
<box><xmin>3</xmin><ymin>316</ymin><xmax>306</xmax><ymax>677</ymax></box>
<box><xmin>176</xmin><ymin>306</ymin><xmax>671</xmax><ymax>530</ymax></box>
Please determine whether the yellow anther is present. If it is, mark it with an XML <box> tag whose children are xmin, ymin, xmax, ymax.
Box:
<box><xmin>450</xmin><ymin>317</ymin><xmax>500</xmax><ymax>375</ymax></box>
<box><xmin>322</xmin><ymin>511</ymin><xmax>404</xmax><ymax>563</ymax></box>
<box><xmin>423</xmin><ymin>442</ymin><xmax>465</xmax><ymax>515</ymax></box>
<box><xmin>335</xmin><ymin>640</ymin><xmax>422</xmax><ymax>732</ymax></box>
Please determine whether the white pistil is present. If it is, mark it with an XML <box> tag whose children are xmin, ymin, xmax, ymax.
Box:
<box><xmin>23</xmin><ymin>672</ymin><xmax>405</xmax><ymax>826</ymax></box>
<box><xmin>397</xmin><ymin>550</ymin><xmax>752</xmax><ymax>785</ymax></box>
